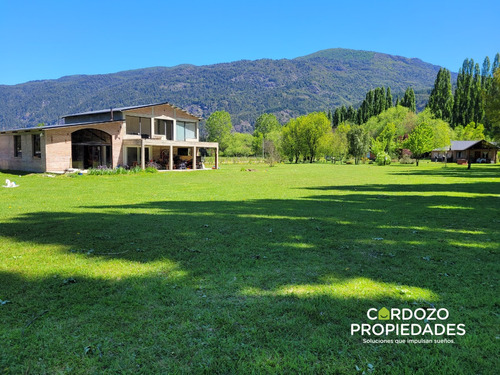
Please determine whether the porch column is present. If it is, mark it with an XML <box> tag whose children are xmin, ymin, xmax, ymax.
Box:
<box><xmin>193</xmin><ymin>146</ymin><xmax>197</xmax><ymax>170</ymax></box>
<box><xmin>169</xmin><ymin>145</ymin><xmax>173</xmax><ymax>171</ymax></box>
<box><xmin>215</xmin><ymin>146</ymin><xmax>219</xmax><ymax>169</ymax></box>
<box><xmin>141</xmin><ymin>139</ymin><xmax>146</xmax><ymax>169</ymax></box>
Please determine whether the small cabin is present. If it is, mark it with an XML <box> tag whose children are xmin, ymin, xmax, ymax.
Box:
<box><xmin>431</xmin><ymin>140</ymin><xmax>498</xmax><ymax>164</ymax></box>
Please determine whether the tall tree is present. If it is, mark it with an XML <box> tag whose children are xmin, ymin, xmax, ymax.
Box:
<box><xmin>386</xmin><ymin>87</ymin><xmax>393</xmax><ymax>109</ymax></box>
<box><xmin>347</xmin><ymin>125</ymin><xmax>371</xmax><ymax>164</ymax></box>
<box><xmin>327</xmin><ymin>109</ymin><xmax>333</xmax><ymax>125</ymax></box>
<box><xmin>453</xmin><ymin>58</ymin><xmax>482</xmax><ymax>127</ymax></box>
<box><xmin>401</xmin><ymin>87</ymin><xmax>416</xmax><ymax>112</ymax></box>
<box><xmin>331</xmin><ymin>123</ymin><xmax>350</xmax><ymax>162</ymax></box>
<box><xmin>374</xmin><ymin>87</ymin><xmax>386</xmax><ymax>115</ymax></box>
<box><xmin>205</xmin><ymin>111</ymin><xmax>233</xmax><ymax>152</ymax></box>
<box><xmin>281</xmin><ymin>118</ymin><xmax>303</xmax><ymax>163</ymax></box>
<box><xmin>427</xmin><ymin>68</ymin><xmax>454</xmax><ymax>122</ymax></box>
<box><xmin>404</xmin><ymin>122</ymin><xmax>434</xmax><ymax>166</ymax></box>
<box><xmin>347</xmin><ymin>106</ymin><xmax>356</xmax><ymax>122</ymax></box>
<box><xmin>492</xmin><ymin>53</ymin><xmax>500</xmax><ymax>74</ymax></box>
<box><xmin>300</xmin><ymin>112</ymin><xmax>332</xmax><ymax>162</ymax></box>
<box><xmin>252</xmin><ymin>113</ymin><xmax>281</xmax><ymax>156</ymax></box>
<box><xmin>225</xmin><ymin>133</ymin><xmax>254</xmax><ymax>157</ymax></box>
<box><xmin>482</xmin><ymin>57</ymin><xmax>491</xmax><ymax>89</ymax></box>
<box><xmin>371</xmin><ymin>122</ymin><xmax>397</xmax><ymax>157</ymax></box>
<box><xmin>486</xmin><ymin>68</ymin><xmax>500</xmax><ymax>141</ymax></box>
<box><xmin>254</xmin><ymin>113</ymin><xmax>281</xmax><ymax>136</ymax></box>
<box><xmin>333</xmin><ymin>106</ymin><xmax>345</xmax><ymax>127</ymax></box>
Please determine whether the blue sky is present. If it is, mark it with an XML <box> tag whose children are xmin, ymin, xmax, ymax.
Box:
<box><xmin>0</xmin><ymin>0</ymin><xmax>499</xmax><ymax>85</ymax></box>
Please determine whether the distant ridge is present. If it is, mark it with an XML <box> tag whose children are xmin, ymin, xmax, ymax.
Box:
<box><xmin>0</xmin><ymin>48</ymin><xmax>453</xmax><ymax>132</ymax></box>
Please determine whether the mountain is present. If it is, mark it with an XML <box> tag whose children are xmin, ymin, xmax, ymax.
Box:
<box><xmin>0</xmin><ymin>48</ymin><xmax>452</xmax><ymax>132</ymax></box>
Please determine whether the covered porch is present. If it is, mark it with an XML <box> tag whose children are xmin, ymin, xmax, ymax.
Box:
<box><xmin>431</xmin><ymin>140</ymin><xmax>498</xmax><ymax>164</ymax></box>
<box><xmin>122</xmin><ymin>139</ymin><xmax>219</xmax><ymax>171</ymax></box>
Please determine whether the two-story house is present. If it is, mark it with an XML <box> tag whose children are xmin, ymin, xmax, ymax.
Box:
<box><xmin>0</xmin><ymin>102</ymin><xmax>219</xmax><ymax>173</ymax></box>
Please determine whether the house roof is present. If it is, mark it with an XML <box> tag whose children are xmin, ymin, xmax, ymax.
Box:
<box><xmin>450</xmin><ymin>140</ymin><xmax>481</xmax><ymax>151</ymax></box>
<box><xmin>433</xmin><ymin>140</ymin><xmax>498</xmax><ymax>152</ymax></box>
<box><xmin>62</xmin><ymin>101</ymin><xmax>202</xmax><ymax>120</ymax></box>
<box><xmin>0</xmin><ymin>120</ymin><xmax>119</xmax><ymax>134</ymax></box>
<box><xmin>0</xmin><ymin>101</ymin><xmax>202</xmax><ymax>134</ymax></box>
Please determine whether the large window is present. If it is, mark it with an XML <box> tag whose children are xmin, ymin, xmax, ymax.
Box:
<box><xmin>32</xmin><ymin>134</ymin><xmax>41</xmax><ymax>158</ymax></box>
<box><xmin>175</xmin><ymin>121</ymin><xmax>197</xmax><ymax>141</ymax></box>
<box><xmin>13</xmin><ymin>135</ymin><xmax>21</xmax><ymax>157</ymax></box>
<box><xmin>125</xmin><ymin>146</ymin><xmax>150</xmax><ymax>166</ymax></box>
<box><xmin>155</xmin><ymin>119</ymin><xmax>173</xmax><ymax>140</ymax></box>
<box><xmin>126</xmin><ymin>116</ymin><xmax>151</xmax><ymax>137</ymax></box>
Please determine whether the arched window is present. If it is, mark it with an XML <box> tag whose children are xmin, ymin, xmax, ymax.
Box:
<box><xmin>71</xmin><ymin>129</ymin><xmax>112</xmax><ymax>169</ymax></box>
<box><xmin>72</xmin><ymin>129</ymin><xmax>111</xmax><ymax>145</ymax></box>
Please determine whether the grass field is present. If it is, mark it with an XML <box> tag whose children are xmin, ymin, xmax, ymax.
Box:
<box><xmin>1</xmin><ymin>163</ymin><xmax>498</xmax><ymax>374</ymax></box>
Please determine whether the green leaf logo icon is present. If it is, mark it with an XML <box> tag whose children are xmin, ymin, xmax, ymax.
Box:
<box><xmin>378</xmin><ymin>307</ymin><xmax>390</xmax><ymax>320</ymax></box>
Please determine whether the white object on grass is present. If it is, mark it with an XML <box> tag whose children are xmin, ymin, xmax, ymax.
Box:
<box><xmin>3</xmin><ymin>179</ymin><xmax>19</xmax><ymax>188</ymax></box>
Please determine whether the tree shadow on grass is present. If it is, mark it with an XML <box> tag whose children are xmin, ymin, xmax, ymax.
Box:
<box><xmin>303</xmin><ymin>182</ymin><xmax>499</xmax><ymax>195</ymax></box>
<box><xmin>1</xmin><ymin>180</ymin><xmax>498</xmax><ymax>373</ymax></box>
<box><xmin>388</xmin><ymin>164</ymin><xmax>500</xmax><ymax>179</ymax></box>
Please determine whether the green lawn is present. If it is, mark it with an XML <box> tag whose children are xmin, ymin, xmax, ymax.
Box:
<box><xmin>0</xmin><ymin>163</ymin><xmax>498</xmax><ymax>374</ymax></box>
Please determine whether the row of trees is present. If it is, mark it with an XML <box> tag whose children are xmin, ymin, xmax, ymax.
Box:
<box><xmin>330</xmin><ymin>86</ymin><xmax>416</xmax><ymax>127</ymax></box>
<box><xmin>427</xmin><ymin>54</ymin><xmax>500</xmax><ymax>132</ymax></box>
<box><xmin>205</xmin><ymin>105</ymin><xmax>461</xmax><ymax>165</ymax></box>
<box><xmin>205</xmin><ymin>54</ymin><xmax>500</xmax><ymax>164</ymax></box>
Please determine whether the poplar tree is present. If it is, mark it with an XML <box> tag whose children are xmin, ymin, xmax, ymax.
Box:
<box><xmin>333</xmin><ymin>106</ymin><xmax>345</xmax><ymax>127</ymax></box>
<box><xmin>492</xmin><ymin>53</ymin><xmax>500</xmax><ymax>74</ymax></box>
<box><xmin>347</xmin><ymin>106</ymin><xmax>356</xmax><ymax>122</ymax></box>
<box><xmin>452</xmin><ymin>59</ymin><xmax>486</xmax><ymax>127</ymax></box>
<box><xmin>374</xmin><ymin>87</ymin><xmax>386</xmax><ymax>115</ymax></box>
<box><xmin>486</xmin><ymin>68</ymin><xmax>500</xmax><ymax>140</ymax></box>
<box><xmin>427</xmin><ymin>68</ymin><xmax>454</xmax><ymax>122</ymax></box>
<box><xmin>482</xmin><ymin>57</ymin><xmax>491</xmax><ymax>89</ymax></box>
<box><xmin>386</xmin><ymin>87</ymin><xmax>393</xmax><ymax>109</ymax></box>
<box><xmin>401</xmin><ymin>87</ymin><xmax>416</xmax><ymax>112</ymax></box>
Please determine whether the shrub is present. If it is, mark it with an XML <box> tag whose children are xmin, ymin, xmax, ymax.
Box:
<box><xmin>399</xmin><ymin>155</ymin><xmax>415</xmax><ymax>164</ymax></box>
<box><xmin>115</xmin><ymin>167</ymin><xmax>128</xmax><ymax>174</ymax></box>
<box><xmin>375</xmin><ymin>152</ymin><xmax>391</xmax><ymax>166</ymax></box>
<box><xmin>87</xmin><ymin>166</ymin><xmax>112</xmax><ymax>175</ymax></box>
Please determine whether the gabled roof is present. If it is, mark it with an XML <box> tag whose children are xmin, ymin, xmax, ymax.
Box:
<box><xmin>63</xmin><ymin>101</ymin><xmax>202</xmax><ymax>120</ymax></box>
<box><xmin>433</xmin><ymin>140</ymin><xmax>498</xmax><ymax>152</ymax></box>
<box><xmin>450</xmin><ymin>140</ymin><xmax>481</xmax><ymax>151</ymax></box>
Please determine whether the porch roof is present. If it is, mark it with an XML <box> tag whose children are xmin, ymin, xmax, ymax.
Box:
<box><xmin>432</xmin><ymin>140</ymin><xmax>498</xmax><ymax>152</ymax></box>
<box><xmin>123</xmin><ymin>139</ymin><xmax>218</xmax><ymax>148</ymax></box>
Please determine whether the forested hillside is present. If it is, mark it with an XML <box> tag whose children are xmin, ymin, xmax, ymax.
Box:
<box><xmin>0</xmin><ymin>48</ymin><xmax>451</xmax><ymax>131</ymax></box>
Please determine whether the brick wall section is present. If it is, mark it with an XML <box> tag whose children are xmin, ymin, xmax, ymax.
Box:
<box><xmin>0</xmin><ymin>130</ymin><xmax>45</xmax><ymax>172</ymax></box>
<box><xmin>44</xmin><ymin>121</ymin><xmax>124</xmax><ymax>172</ymax></box>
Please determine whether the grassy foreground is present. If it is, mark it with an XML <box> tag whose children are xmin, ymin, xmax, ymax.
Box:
<box><xmin>0</xmin><ymin>163</ymin><xmax>498</xmax><ymax>374</ymax></box>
